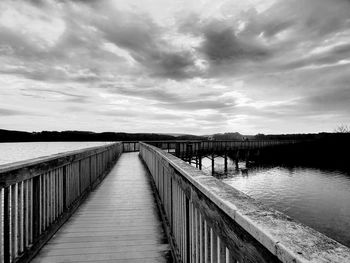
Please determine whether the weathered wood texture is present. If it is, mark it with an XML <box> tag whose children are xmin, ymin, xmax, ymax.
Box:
<box><xmin>0</xmin><ymin>143</ymin><xmax>122</xmax><ymax>263</ymax></box>
<box><xmin>31</xmin><ymin>152</ymin><xmax>172</xmax><ymax>263</ymax></box>
<box><xmin>139</xmin><ymin>142</ymin><xmax>350</xmax><ymax>263</ymax></box>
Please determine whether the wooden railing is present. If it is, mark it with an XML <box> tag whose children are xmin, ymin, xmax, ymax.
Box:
<box><xmin>122</xmin><ymin>141</ymin><xmax>140</xmax><ymax>152</ymax></box>
<box><xmin>123</xmin><ymin>140</ymin><xmax>297</xmax><ymax>155</ymax></box>
<box><xmin>0</xmin><ymin>142</ymin><xmax>122</xmax><ymax>263</ymax></box>
<box><xmin>139</xmin><ymin>142</ymin><xmax>350</xmax><ymax>263</ymax></box>
<box><xmin>145</xmin><ymin>140</ymin><xmax>297</xmax><ymax>156</ymax></box>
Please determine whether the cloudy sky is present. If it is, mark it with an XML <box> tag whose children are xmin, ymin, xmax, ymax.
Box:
<box><xmin>0</xmin><ymin>0</ymin><xmax>349</xmax><ymax>135</ymax></box>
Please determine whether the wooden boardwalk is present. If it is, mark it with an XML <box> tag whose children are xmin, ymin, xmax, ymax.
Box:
<box><xmin>32</xmin><ymin>152</ymin><xmax>172</xmax><ymax>263</ymax></box>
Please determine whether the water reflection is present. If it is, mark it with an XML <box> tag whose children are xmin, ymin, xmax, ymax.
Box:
<box><xmin>198</xmin><ymin>157</ymin><xmax>350</xmax><ymax>248</ymax></box>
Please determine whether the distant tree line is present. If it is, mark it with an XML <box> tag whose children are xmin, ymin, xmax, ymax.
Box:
<box><xmin>2</xmin><ymin>128</ymin><xmax>350</xmax><ymax>143</ymax></box>
<box><xmin>252</xmin><ymin>133</ymin><xmax>350</xmax><ymax>170</ymax></box>
<box><xmin>254</xmin><ymin>132</ymin><xmax>350</xmax><ymax>140</ymax></box>
<box><xmin>211</xmin><ymin>132</ymin><xmax>244</xmax><ymax>140</ymax></box>
<box><xmin>0</xmin><ymin>129</ymin><xmax>205</xmax><ymax>142</ymax></box>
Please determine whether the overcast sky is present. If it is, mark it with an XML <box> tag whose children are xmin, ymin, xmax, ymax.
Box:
<box><xmin>0</xmin><ymin>0</ymin><xmax>349</xmax><ymax>135</ymax></box>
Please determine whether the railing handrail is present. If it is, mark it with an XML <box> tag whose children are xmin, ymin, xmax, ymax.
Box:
<box><xmin>140</xmin><ymin>142</ymin><xmax>350</xmax><ymax>262</ymax></box>
<box><xmin>0</xmin><ymin>143</ymin><xmax>118</xmax><ymax>186</ymax></box>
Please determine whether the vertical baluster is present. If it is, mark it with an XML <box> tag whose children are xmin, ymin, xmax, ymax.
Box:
<box><xmin>59</xmin><ymin>167</ymin><xmax>63</xmax><ymax>215</ymax></box>
<box><xmin>72</xmin><ymin>164</ymin><xmax>75</xmax><ymax>203</ymax></box>
<box><xmin>17</xmin><ymin>181</ymin><xmax>23</xmax><ymax>254</ymax></box>
<box><xmin>195</xmin><ymin>208</ymin><xmax>199</xmax><ymax>263</ymax></box>
<box><xmin>39</xmin><ymin>176</ymin><xmax>42</xmax><ymax>235</ymax></box>
<box><xmin>32</xmin><ymin>177</ymin><xmax>40</xmax><ymax>243</ymax></box>
<box><xmin>174</xmin><ymin>182</ymin><xmax>177</xmax><ymax>250</ymax></box>
<box><xmin>48</xmin><ymin>172</ymin><xmax>52</xmax><ymax>225</ymax></box>
<box><xmin>211</xmin><ymin>228</ymin><xmax>218</xmax><ymax>263</ymax></box>
<box><xmin>4</xmin><ymin>186</ymin><xmax>10</xmax><ymax>263</ymax></box>
<box><xmin>179</xmin><ymin>187</ymin><xmax>183</xmax><ymax>260</ymax></box>
<box><xmin>191</xmin><ymin>201</ymin><xmax>194</xmax><ymax>263</ymax></box>
<box><xmin>182</xmin><ymin>190</ymin><xmax>185</xmax><ymax>261</ymax></box>
<box><xmin>205</xmin><ymin>220</ymin><xmax>211</xmax><ymax>263</ymax></box>
<box><xmin>46</xmin><ymin>173</ymin><xmax>50</xmax><ymax>228</ymax></box>
<box><xmin>217</xmin><ymin>237</ymin><xmax>226</xmax><ymax>263</ymax></box>
<box><xmin>11</xmin><ymin>184</ymin><xmax>18</xmax><ymax>261</ymax></box>
<box><xmin>66</xmin><ymin>166</ymin><xmax>70</xmax><ymax>208</ymax></box>
<box><xmin>70</xmin><ymin>164</ymin><xmax>73</xmax><ymax>205</ymax></box>
<box><xmin>200</xmin><ymin>213</ymin><xmax>204</xmax><ymax>263</ymax></box>
<box><xmin>55</xmin><ymin>169</ymin><xmax>58</xmax><ymax>220</ymax></box>
<box><xmin>56</xmin><ymin>169</ymin><xmax>59</xmax><ymax>218</ymax></box>
<box><xmin>0</xmin><ymin>188</ymin><xmax>3</xmax><ymax>262</ymax></box>
<box><xmin>46</xmin><ymin>172</ymin><xmax>50</xmax><ymax>226</ymax></box>
<box><xmin>23</xmin><ymin>180</ymin><xmax>28</xmax><ymax>250</ymax></box>
<box><xmin>225</xmin><ymin>248</ymin><xmax>232</xmax><ymax>263</ymax></box>
<box><xmin>75</xmin><ymin>162</ymin><xmax>78</xmax><ymax>200</ymax></box>
<box><xmin>53</xmin><ymin>170</ymin><xmax>56</xmax><ymax>222</ymax></box>
<box><xmin>185</xmin><ymin>196</ymin><xmax>190</xmax><ymax>263</ymax></box>
<box><xmin>28</xmin><ymin>179</ymin><xmax>33</xmax><ymax>245</ymax></box>
<box><xmin>50</xmin><ymin>172</ymin><xmax>53</xmax><ymax>222</ymax></box>
<box><xmin>42</xmin><ymin>174</ymin><xmax>46</xmax><ymax>232</ymax></box>
<box><xmin>183</xmin><ymin>191</ymin><xmax>186</xmax><ymax>262</ymax></box>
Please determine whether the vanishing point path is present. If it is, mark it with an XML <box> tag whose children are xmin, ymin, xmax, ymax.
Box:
<box><xmin>32</xmin><ymin>152</ymin><xmax>172</xmax><ymax>263</ymax></box>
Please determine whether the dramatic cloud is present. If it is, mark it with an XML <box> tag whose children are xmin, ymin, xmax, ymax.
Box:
<box><xmin>0</xmin><ymin>0</ymin><xmax>349</xmax><ymax>134</ymax></box>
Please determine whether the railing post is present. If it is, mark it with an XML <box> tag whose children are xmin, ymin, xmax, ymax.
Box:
<box><xmin>186</xmin><ymin>197</ymin><xmax>190</xmax><ymax>263</ymax></box>
<box><xmin>63</xmin><ymin>166</ymin><xmax>67</xmax><ymax>210</ymax></box>
<box><xmin>32</xmin><ymin>176</ymin><xmax>40</xmax><ymax>240</ymax></box>
<box><xmin>3</xmin><ymin>186</ymin><xmax>10</xmax><ymax>263</ymax></box>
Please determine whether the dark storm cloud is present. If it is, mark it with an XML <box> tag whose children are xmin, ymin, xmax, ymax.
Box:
<box><xmin>199</xmin><ymin>21</ymin><xmax>270</xmax><ymax>63</ymax></box>
<box><xmin>0</xmin><ymin>0</ymin><xmax>200</xmax><ymax>81</ymax></box>
<box><xmin>90</xmin><ymin>5</ymin><xmax>199</xmax><ymax>79</ymax></box>
<box><xmin>177</xmin><ymin>0</ymin><xmax>350</xmax><ymax>77</ymax></box>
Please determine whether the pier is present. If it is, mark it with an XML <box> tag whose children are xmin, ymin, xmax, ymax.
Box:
<box><xmin>1</xmin><ymin>141</ymin><xmax>350</xmax><ymax>262</ymax></box>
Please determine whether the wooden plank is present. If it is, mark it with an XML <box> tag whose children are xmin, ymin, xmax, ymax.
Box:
<box><xmin>36</xmin><ymin>243</ymin><xmax>170</xmax><ymax>256</ymax></box>
<box><xmin>43</xmin><ymin>239</ymin><xmax>165</xmax><ymax>249</ymax></box>
<box><xmin>32</xmin><ymin>250</ymin><xmax>171</xmax><ymax>263</ymax></box>
<box><xmin>32</xmin><ymin>153</ymin><xmax>172</xmax><ymax>263</ymax></box>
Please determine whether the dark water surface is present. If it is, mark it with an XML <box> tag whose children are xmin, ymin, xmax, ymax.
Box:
<box><xmin>200</xmin><ymin>158</ymin><xmax>350</xmax><ymax>248</ymax></box>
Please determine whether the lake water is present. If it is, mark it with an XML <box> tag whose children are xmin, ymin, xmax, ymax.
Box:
<box><xmin>0</xmin><ymin>142</ymin><xmax>113</xmax><ymax>165</ymax></box>
<box><xmin>200</xmin><ymin>157</ymin><xmax>350</xmax><ymax>248</ymax></box>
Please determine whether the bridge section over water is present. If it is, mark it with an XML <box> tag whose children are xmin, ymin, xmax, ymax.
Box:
<box><xmin>1</xmin><ymin>141</ymin><xmax>350</xmax><ymax>263</ymax></box>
